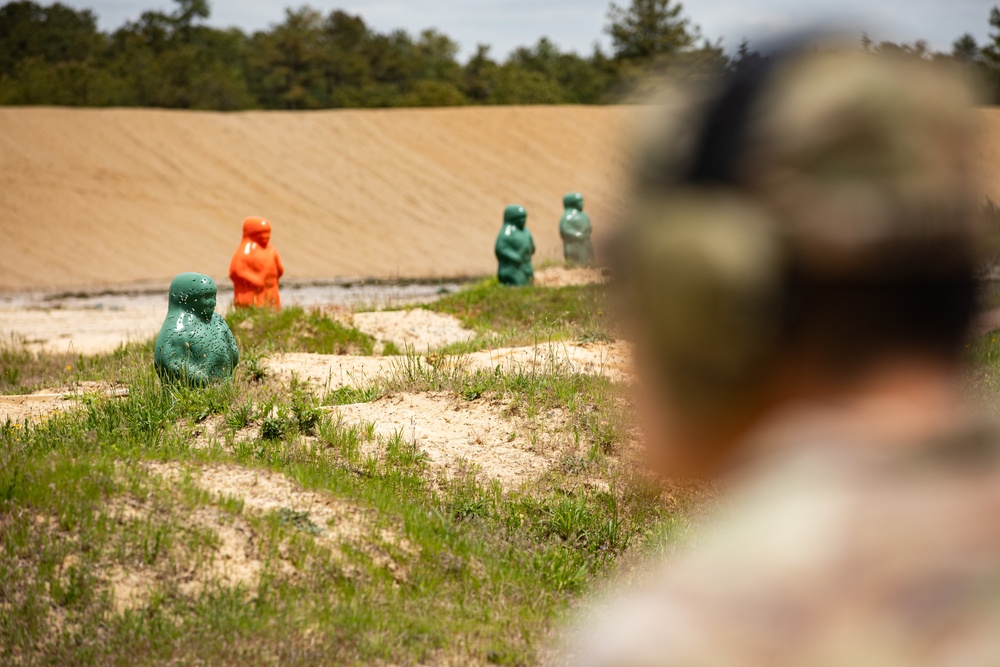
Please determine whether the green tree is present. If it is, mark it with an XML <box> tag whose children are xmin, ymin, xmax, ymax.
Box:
<box><xmin>319</xmin><ymin>10</ymin><xmax>373</xmax><ymax>106</ymax></box>
<box><xmin>397</xmin><ymin>29</ymin><xmax>465</xmax><ymax>106</ymax></box>
<box><xmin>605</xmin><ymin>0</ymin><xmax>694</xmax><ymax>63</ymax></box>
<box><xmin>463</xmin><ymin>44</ymin><xmax>498</xmax><ymax>102</ymax></box>
<box><xmin>977</xmin><ymin>7</ymin><xmax>1000</xmax><ymax>102</ymax></box>
<box><xmin>727</xmin><ymin>39</ymin><xmax>764</xmax><ymax>74</ymax></box>
<box><xmin>603</xmin><ymin>0</ymin><xmax>725</xmax><ymax>87</ymax></box>
<box><xmin>508</xmin><ymin>38</ymin><xmax>615</xmax><ymax>103</ymax></box>
<box><xmin>984</xmin><ymin>7</ymin><xmax>1000</xmax><ymax>66</ymax></box>
<box><xmin>173</xmin><ymin>0</ymin><xmax>208</xmax><ymax>25</ymax></box>
<box><xmin>0</xmin><ymin>0</ymin><xmax>751</xmax><ymax>109</ymax></box>
<box><xmin>107</xmin><ymin>0</ymin><xmax>252</xmax><ymax>109</ymax></box>
<box><xmin>487</xmin><ymin>65</ymin><xmax>565</xmax><ymax>104</ymax></box>
<box><xmin>244</xmin><ymin>7</ymin><xmax>329</xmax><ymax>108</ymax></box>
<box><xmin>0</xmin><ymin>1</ymin><xmax>102</xmax><ymax>73</ymax></box>
<box><xmin>415</xmin><ymin>29</ymin><xmax>462</xmax><ymax>83</ymax></box>
<box><xmin>952</xmin><ymin>33</ymin><xmax>980</xmax><ymax>63</ymax></box>
<box><xmin>0</xmin><ymin>1</ymin><xmax>118</xmax><ymax>104</ymax></box>
<box><xmin>871</xmin><ymin>38</ymin><xmax>933</xmax><ymax>59</ymax></box>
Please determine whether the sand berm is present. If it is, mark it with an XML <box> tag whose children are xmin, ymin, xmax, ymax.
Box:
<box><xmin>4</xmin><ymin>106</ymin><xmax>1000</xmax><ymax>292</ymax></box>
<box><xmin>0</xmin><ymin>105</ymin><xmax>640</xmax><ymax>292</ymax></box>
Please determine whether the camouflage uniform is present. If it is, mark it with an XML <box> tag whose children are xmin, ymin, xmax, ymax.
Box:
<box><xmin>564</xmin><ymin>46</ymin><xmax>997</xmax><ymax>666</ymax></box>
<box><xmin>569</xmin><ymin>415</ymin><xmax>1000</xmax><ymax>666</ymax></box>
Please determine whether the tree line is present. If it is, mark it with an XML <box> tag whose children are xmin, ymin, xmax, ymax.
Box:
<box><xmin>1</xmin><ymin>0</ymin><xmax>1000</xmax><ymax>109</ymax></box>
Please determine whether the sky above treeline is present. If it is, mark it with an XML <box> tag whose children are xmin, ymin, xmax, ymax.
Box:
<box><xmin>56</xmin><ymin>0</ymin><xmax>997</xmax><ymax>59</ymax></box>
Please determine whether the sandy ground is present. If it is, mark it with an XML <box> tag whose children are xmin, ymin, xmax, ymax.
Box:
<box><xmin>0</xmin><ymin>390</ymin><xmax>82</xmax><ymax>425</ymax></box>
<box><xmin>99</xmin><ymin>461</ymin><xmax>399</xmax><ymax>611</ymax></box>
<box><xmin>331</xmin><ymin>391</ymin><xmax>565</xmax><ymax>486</ymax></box>
<box><xmin>0</xmin><ymin>306</ymin><xmax>164</xmax><ymax>356</ymax></box>
<box><xmin>266</xmin><ymin>353</ymin><xmax>399</xmax><ymax>392</ymax></box>
<box><xmin>0</xmin><ymin>106</ymin><xmax>636</xmax><ymax>292</ymax></box>
<box><xmin>352</xmin><ymin>308</ymin><xmax>474</xmax><ymax>351</ymax></box>
<box><xmin>534</xmin><ymin>266</ymin><xmax>607</xmax><ymax>288</ymax></box>
<box><xmin>265</xmin><ymin>340</ymin><xmax>632</xmax><ymax>390</ymax></box>
<box><xmin>145</xmin><ymin>461</ymin><xmax>369</xmax><ymax>543</ymax></box>
<box><xmin>465</xmin><ymin>341</ymin><xmax>631</xmax><ymax>380</ymax></box>
<box><xmin>102</xmin><ymin>502</ymin><xmax>264</xmax><ymax>612</ymax></box>
<box><xmin>0</xmin><ymin>381</ymin><xmax>126</xmax><ymax>424</ymax></box>
<box><xmin>267</xmin><ymin>341</ymin><xmax>630</xmax><ymax>485</ymax></box>
<box><xmin>0</xmin><ymin>273</ymin><xmax>606</xmax><ymax>357</ymax></box>
<box><xmin>971</xmin><ymin>109</ymin><xmax>1000</xmax><ymax>202</ymax></box>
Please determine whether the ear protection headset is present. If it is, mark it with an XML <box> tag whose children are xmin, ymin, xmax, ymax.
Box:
<box><xmin>619</xmin><ymin>51</ymin><xmax>792</xmax><ymax>416</ymax></box>
<box><xmin>616</xmin><ymin>42</ymin><xmax>980</xmax><ymax>417</ymax></box>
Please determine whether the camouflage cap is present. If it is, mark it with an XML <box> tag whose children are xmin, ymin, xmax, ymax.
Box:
<box><xmin>741</xmin><ymin>49</ymin><xmax>980</xmax><ymax>274</ymax></box>
<box><xmin>618</xmin><ymin>43</ymin><xmax>982</xmax><ymax>415</ymax></box>
<box><xmin>632</xmin><ymin>46</ymin><xmax>982</xmax><ymax>273</ymax></box>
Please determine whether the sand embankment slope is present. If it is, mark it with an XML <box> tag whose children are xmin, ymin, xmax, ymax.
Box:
<box><xmin>0</xmin><ymin>105</ymin><xmax>636</xmax><ymax>292</ymax></box>
<box><xmin>6</xmin><ymin>105</ymin><xmax>1000</xmax><ymax>293</ymax></box>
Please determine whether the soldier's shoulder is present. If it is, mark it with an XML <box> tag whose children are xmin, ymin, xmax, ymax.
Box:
<box><xmin>564</xmin><ymin>423</ymin><xmax>1000</xmax><ymax>666</ymax></box>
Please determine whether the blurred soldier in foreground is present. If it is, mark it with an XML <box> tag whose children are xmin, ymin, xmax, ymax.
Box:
<box><xmin>560</xmin><ymin>192</ymin><xmax>595</xmax><ymax>267</ymax></box>
<box><xmin>566</xmin><ymin>44</ymin><xmax>998</xmax><ymax>666</ymax></box>
<box><xmin>496</xmin><ymin>204</ymin><xmax>535</xmax><ymax>286</ymax></box>
<box><xmin>230</xmin><ymin>216</ymin><xmax>284</xmax><ymax>309</ymax></box>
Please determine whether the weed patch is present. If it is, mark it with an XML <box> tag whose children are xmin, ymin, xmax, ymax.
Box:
<box><xmin>429</xmin><ymin>279</ymin><xmax>614</xmax><ymax>351</ymax></box>
<box><xmin>227</xmin><ymin>306</ymin><xmax>376</xmax><ymax>355</ymax></box>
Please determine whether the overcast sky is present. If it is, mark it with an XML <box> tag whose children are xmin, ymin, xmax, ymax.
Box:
<box><xmin>60</xmin><ymin>0</ymin><xmax>997</xmax><ymax>60</ymax></box>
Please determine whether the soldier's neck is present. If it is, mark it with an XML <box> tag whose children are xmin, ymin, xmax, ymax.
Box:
<box><xmin>749</xmin><ymin>356</ymin><xmax>965</xmax><ymax>463</ymax></box>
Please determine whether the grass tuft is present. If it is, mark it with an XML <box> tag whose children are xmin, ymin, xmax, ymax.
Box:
<box><xmin>226</xmin><ymin>306</ymin><xmax>376</xmax><ymax>355</ymax></box>
<box><xmin>428</xmin><ymin>279</ymin><xmax>615</xmax><ymax>352</ymax></box>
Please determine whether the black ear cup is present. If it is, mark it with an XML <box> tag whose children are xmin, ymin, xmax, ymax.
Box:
<box><xmin>626</xmin><ymin>193</ymin><xmax>786</xmax><ymax>414</ymax></box>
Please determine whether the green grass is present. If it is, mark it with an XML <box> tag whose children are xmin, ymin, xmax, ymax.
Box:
<box><xmin>0</xmin><ymin>350</ymin><xmax>675</xmax><ymax>665</ymax></box>
<box><xmin>17</xmin><ymin>276</ymin><xmax>998</xmax><ymax>664</ymax></box>
<box><xmin>226</xmin><ymin>306</ymin><xmax>377</xmax><ymax>355</ymax></box>
<box><xmin>0</xmin><ymin>334</ymin><xmax>72</xmax><ymax>394</ymax></box>
<box><xmin>964</xmin><ymin>326</ymin><xmax>1000</xmax><ymax>413</ymax></box>
<box><xmin>426</xmin><ymin>278</ymin><xmax>615</xmax><ymax>352</ymax></box>
<box><xmin>0</xmin><ymin>334</ymin><xmax>154</xmax><ymax>395</ymax></box>
<box><xmin>0</xmin><ymin>306</ymin><xmax>371</xmax><ymax>394</ymax></box>
<box><xmin>0</xmin><ymin>286</ymin><xmax>681</xmax><ymax>666</ymax></box>
<box><xmin>322</xmin><ymin>351</ymin><xmax>631</xmax><ymax>460</ymax></box>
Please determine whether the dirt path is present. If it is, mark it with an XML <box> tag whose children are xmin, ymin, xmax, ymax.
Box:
<box><xmin>269</xmin><ymin>341</ymin><xmax>630</xmax><ymax>484</ymax></box>
<box><xmin>351</xmin><ymin>309</ymin><xmax>474</xmax><ymax>351</ymax></box>
<box><xmin>0</xmin><ymin>306</ymin><xmax>164</xmax><ymax>356</ymax></box>
<box><xmin>331</xmin><ymin>391</ymin><xmax>567</xmax><ymax>486</ymax></box>
<box><xmin>265</xmin><ymin>340</ymin><xmax>632</xmax><ymax>391</ymax></box>
<box><xmin>265</xmin><ymin>353</ymin><xmax>400</xmax><ymax>392</ymax></box>
<box><xmin>533</xmin><ymin>266</ymin><xmax>607</xmax><ymax>288</ymax></box>
<box><xmin>0</xmin><ymin>381</ymin><xmax>126</xmax><ymax>424</ymax></box>
<box><xmin>0</xmin><ymin>392</ymin><xmax>80</xmax><ymax>426</ymax></box>
<box><xmin>463</xmin><ymin>341</ymin><xmax>631</xmax><ymax>379</ymax></box>
<box><xmin>145</xmin><ymin>461</ymin><xmax>369</xmax><ymax>543</ymax></box>
<box><xmin>98</xmin><ymin>461</ymin><xmax>395</xmax><ymax>612</ymax></box>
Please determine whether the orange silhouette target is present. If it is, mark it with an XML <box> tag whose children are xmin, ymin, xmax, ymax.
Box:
<box><xmin>229</xmin><ymin>216</ymin><xmax>284</xmax><ymax>309</ymax></box>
